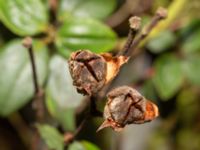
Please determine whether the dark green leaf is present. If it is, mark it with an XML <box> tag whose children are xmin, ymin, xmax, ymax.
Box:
<box><xmin>147</xmin><ymin>30</ymin><xmax>176</xmax><ymax>53</ymax></box>
<box><xmin>141</xmin><ymin>80</ymin><xmax>157</xmax><ymax>101</ymax></box>
<box><xmin>0</xmin><ymin>39</ymin><xmax>49</xmax><ymax>116</ymax></box>
<box><xmin>37</xmin><ymin>124</ymin><xmax>64</xmax><ymax>150</ymax></box>
<box><xmin>182</xmin><ymin>28</ymin><xmax>200</xmax><ymax>54</ymax></box>
<box><xmin>177</xmin><ymin>88</ymin><xmax>199</xmax><ymax>125</ymax></box>
<box><xmin>58</xmin><ymin>0</ymin><xmax>116</xmax><ymax>21</ymax></box>
<box><xmin>56</xmin><ymin>17</ymin><xmax>117</xmax><ymax>58</ymax></box>
<box><xmin>153</xmin><ymin>54</ymin><xmax>183</xmax><ymax>100</ymax></box>
<box><xmin>46</xmin><ymin>55</ymin><xmax>83</xmax><ymax>131</ymax></box>
<box><xmin>0</xmin><ymin>0</ymin><xmax>48</xmax><ymax>36</ymax></box>
<box><xmin>182</xmin><ymin>55</ymin><xmax>200</xmax><ymax>85</ymax></box>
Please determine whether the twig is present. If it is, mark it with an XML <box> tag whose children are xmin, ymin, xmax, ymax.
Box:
<box><xmin>49</xmin><ymin>0</ymin><xmax>58</xmax><ymax>23</ymax></box>
<box><xmin>64</xmin><ymin>112</ymin><xmax>90</xmax><ymax>144</ymax></box>
<box><xmin>23</xmin><ymin>37</ymin><xmax>46</xmax><ymax>150</ymax></box>
<box><xmin>23</xmin><ymin>37</ymin><xmax>39</xmax><ymax>94</ymax></box>
<box><xmin>23</xmin><ymin>37</ymin><xmax>45</xmax><ymax>121</ymax></box>
<box><xmin>105</xmin><ymin>2</ymin><xmax>130</xmax><ymax>27</ymax></box>
<box><xmin>8</xmin><ymin>113</ymin><xmax>32</xmax><ymax>149</ymax></box>
<box><xmin>118</xmin><ymin>16</ymin><xmax>141</xmax><ymax>56</ymax></box>
<box><xmin>65</xmin><ymin>96</ymin><xmax>103</xmax><ymax>144</ymax></box>
<box><xmin>127</xmin><ymin>7</ymin><xmax>168</xmax><ymax>56</ymax></box>
<box><xmin>106</xmin><ymin>0</ymin><xmax>153</xmax><ymax>28</ymax></box>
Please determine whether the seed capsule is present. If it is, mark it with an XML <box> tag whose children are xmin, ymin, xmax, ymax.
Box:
<box><xmin>98</xmin><ymin>86</ymin><xmax>159</xmax><ymax>131</ymax></box>
<box><xmin>68</xmin><ymin>50</ymin><xmax>128</xmax><ymax>95</ymax></box>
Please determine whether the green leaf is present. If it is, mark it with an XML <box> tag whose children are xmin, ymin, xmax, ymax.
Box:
<box><xmin>56</xmin><ymin>17</ymin><xmax>117</xmax><ymax>58</ymax></box>
<box><xmin>37</xmin><ymin>124</ymin><xmax>64</xmax><ymax>150</ymax></box>
<box><xmin>69</xmin><ymin>141</ymin><xmax>100</xmax><ymax>150</ymax></box>
<box><xmin>141</xmin><ymin>80</ymin><xmax>157</xmax><ymax>101</ymax></box>
<box><xmin>81</xmin><ymin>141</ymin><xmax>100</xmax><ymax>150</ymax></box>
<box><xmin>58</xmin><ymin>0</ymin><xmax>116</xmax><ymax>21</ymax></box>
<box><xmin>147</xmin><ymin>30</ymin><xmax>176</xmax><ymax>54</ymax></box>
<box><xmin>0</xmin><ymin>0</ymin><xmax>48</xmax><ymax>36</ymax></box>
<box><xmin>182</xmin><ymin>28</ymin><xmax>200</xmax><ymax>54</ymax></box>
<box><xmin>69</xmin><ymin>142</ymin><xmax>85</xmax><ymax>150</ymax></box>
<box><xmin>46</xmin><ymin>55</ymin><xmax>83</xmax><ymax>131</ymax></box>
<box><xmin>153</xmin><ymin>53</ymin><xmax>183</xmax><ymax>100</ymax></box>
<box><xmin>0</xmin><ymin>39</ymin><xmax>49</xmax><ymax>116</ymax></box>
<box><xmin>182</xmin><ymin>55</ymin><xmax>200</xmax><ymax>86</ymax></box>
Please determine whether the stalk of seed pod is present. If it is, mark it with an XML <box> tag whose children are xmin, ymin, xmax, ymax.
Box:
<box><xmin>68</xmin><ymin>50</ymin><xmax>128</xmax><ymax>95</ymax></box>
<box><xmin>68</xmin><ymin>17</ymin><xmax>141</xmax><ymax>96</ymax></box>
<box><xmin>126</xmin><ymin>7</ymin><xmax>168</xmax><ymax>56</ymax></box>
<box><xmin>97</xmin><ymin>86</ymin><xmax>159</xmax><ymax>132</ymax></box>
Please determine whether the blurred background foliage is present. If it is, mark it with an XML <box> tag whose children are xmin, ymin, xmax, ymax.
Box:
<box><xmin>0</xmin><ymin>0</ymin><xmax>200</xmax><ymax>150</ymax></box>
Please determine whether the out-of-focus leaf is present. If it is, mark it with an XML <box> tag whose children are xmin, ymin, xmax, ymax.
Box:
<box><xmin>182</xmin><ymin>0</ymin><xmax>200</xmax><ymax>18</ymax></box>
<box><xmin>58</xmin><ymin>0</ymin><xmax>116</xmax><ymax>21</ymax></box>
<box><xmin>143</xmin><ymin>0</ymin><xmax>187</xmax><ymax>45</ymax></box>
<box><xmin>152</xmin><ymin>0</ymin><xmax>170</xmax><ymax>11</ymax></box>
<box><xmin>141</xmin><ymin>80</ymin><xmax>157</xmax><ymax>101</ymax></box>
<box><xmin>153</xmin><ymin>54</ymin><xmax>183</xmax><ymax>100</ymax></box>
<box><xmin>69</xmin><ymin>141</ymin><xmax>100</xmax><ymax>150</ymax></box>
<box><xmin>69</xmin><ymin>142</ymin><xmax>84</xmax><ymax>150</ymax></box>
<box><xmin>176</xmin><ymin>88</ymin><xmax>199</xmax><ymax>125</ymax></box>
<box><xmin>147</xmin><ymin>30</ymin><xmax>176</xmax><ymax>53</ymax></box>
<box><xmin>182</xmin><ymin>29</ymin><xmax>200</xmax><ymax>54</ymax></box>
<box><xmin>147</xmin><ymin>131</ymin><xmax>171</xmax><ymax>150</ymax></box>
<box><xmin>81</xmin><ymin>141</ymin><xmax>100</xmax><ymax>150</ymax></box>
<box><xmin>177</xmin><ymin>129</ymin><xmax>200</xmax><ymax>150</ymax></box>
<box><xmin>37</xmin><ymin>124</ymin><xmax>64</xmax><ymax>150</ymax></box>
<box><xmin>178</xmin><ymin>19</ymin><xmax>200</xmax><ymax>39</ymax></box>
<box><xmin>46</xmin><ymin>55</ymin><xmax>83</xmax><ymax>131</ymax></box>
<box><xmin>56</xmin><ymin>17</ymin><xmax>117</xmax><ymax>58</ymax></box>
<box><xmin>182</xmin><ymin>55</ymin><xmax>200</xmax><ymax>86</ymax></box>
<box><xmin>0</xmin><ymin>0</ymin><xmax>48</xmax><ymax>36</ymax></box>
<box><xmin>0</xmin><ymin>40</ymin><xmax>49</xmax><ymax>116</ymax></box>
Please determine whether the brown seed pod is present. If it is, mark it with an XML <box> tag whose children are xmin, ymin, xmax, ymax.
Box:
<box><xmin>68</xmin><ymin>50</ymin><xmax>128</xmax><ymax>95</ymax></box>
<box><xmin>97</xmin><ymin>86</ymin><xmax>159</xmax><ymax>132</ymax></box>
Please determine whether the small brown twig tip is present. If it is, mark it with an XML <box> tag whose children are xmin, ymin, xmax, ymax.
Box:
<box><xmin>129</xmin><ymin>16</ymin><xmax>141</xmax><ymax>30</ymax></box>
<box><xmin>22</xmin><ymin>37</ymin><xmax>33</xmax><ymax>49</ymax></box>
<box><xmin>156</xmin><ymin>7</ymin><xmax>168</xmax><ymax>19</ymax></box>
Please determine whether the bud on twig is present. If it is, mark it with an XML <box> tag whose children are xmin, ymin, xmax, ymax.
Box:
<box><xmin>97</xmin><ymin>86</ymin><xmax>159</xmax><ymax>132</ymax></box>
<box><xmin>68</xmin><ymin>50</ymin><xmax>128</xmax><ymax>95</ymax></box>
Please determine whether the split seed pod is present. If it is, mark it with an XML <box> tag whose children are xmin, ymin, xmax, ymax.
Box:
<box><xmin>68</xmin><ymin>50</ymin><xmax>128</xmax><ymax>95</ymax></box>
<box><xmin>97</xmin><ymin>86</ymin><xmax>159</xmax><ymax>132</ymax></box>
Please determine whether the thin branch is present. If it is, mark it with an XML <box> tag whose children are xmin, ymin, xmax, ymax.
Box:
<box><xmin>23</xmin><ymin>37</ymin><xmax>47</xmax><ymax>150</ymax></box>
<box><xmin>8</xmin><ymin>113</ymin><xmax>32</xmax><ymax>149</ymax></box>
<box><xmin>127</xmin><ymin>7</ymin><xmax>168</xmax><ymax>56</ymax></box>
<box><xmin>105</xmin><ymin>0</ymin><xmax>153</xmax><ymax>28</ymax></box>
<box><xmin>64</xmin><ymin>112</ymin><xmax>90</xmax><ymax>144</ymax></box>
<box><xmin>65</xmin><ymin>96</ymin><xmax>103</xmax><ymax>144</ymax></box>
<box><xmin>105</xmin><ymin>2</ymin><xmax>130</xmax><ymax>27</ymax></box>
<box><xmin>118</xmin><ymin>16</ymin><xmax>141</xmax><ymax>56</ymax></box>
<box><xmin>23</xmin><ymin>37</ymin><xmax>39</xmax><ymax>94</ymax></box>
<box><xmin>49</xmin><ymin>0</ymin><xmax>58</xmax><ymax>23</ymax></box>
<box><xmin>22</xmin><ymin>37</ymin><xmax>45</xmax><ymax>121</ymax></box>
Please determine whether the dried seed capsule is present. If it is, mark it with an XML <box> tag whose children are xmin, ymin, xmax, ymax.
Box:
<box><xmin>98</xmin><ymin>86</ymin><xmax>159</xmax><ymax>131</ymax></box>
<box><xmin>68</xmin><ymin>50</ymin><xmax>127</xmax><ymax>95</ymax></box>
